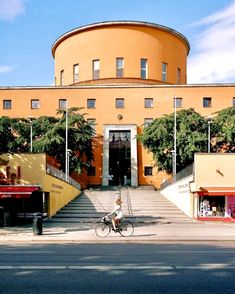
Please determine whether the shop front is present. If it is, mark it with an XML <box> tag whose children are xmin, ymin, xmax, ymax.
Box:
<box><xmin>197</xmin><ymin>187</ymin><xmax>235</xmax><ymax>221</ymax></box>
<box><xmin>0</xmin><ymin>185</ymin><xmax>41</xmax><ymax>226</ymax></box>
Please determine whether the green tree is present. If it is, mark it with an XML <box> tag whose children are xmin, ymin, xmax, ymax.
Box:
<box><xmin>212</xmin><ymin>107</ymin><xmax>235</xmax><ymax>152</ymax></box>
<box><xmin>33</xmin><ymin>107</ymin><xmax>94</xmax><ymax>174</ymax></box>
<box><xmin>0</xmin><ymin>108</ymin><xmax>94</xmax><ymax>175</ymax></box>
<box><xmin>139</xmin><ymin>108</ymin><xmax>208</xmax><ymax>174</ymax></box>
<box><xmin>0</xmin><ymin>116</ymin><xmax>17</xmax><ymax>153</ymax></box>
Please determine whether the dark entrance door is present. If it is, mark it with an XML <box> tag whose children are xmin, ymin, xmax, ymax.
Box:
<box><xmin>109</xmin><ymin>130</ymin><xmax>131</xmax><ymax>186</ymax></box>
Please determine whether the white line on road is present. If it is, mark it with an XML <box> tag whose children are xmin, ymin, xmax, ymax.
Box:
<box><xmin>0</xmin><ymin>264</ymin><xmax>234</xmax><ymax>270</ymax></box>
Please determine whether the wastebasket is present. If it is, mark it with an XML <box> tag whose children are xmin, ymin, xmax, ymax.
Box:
<box><xmin>33</xmin><ymin>212</ymin><xmax>43</xmax><ymax>235</ymax></box>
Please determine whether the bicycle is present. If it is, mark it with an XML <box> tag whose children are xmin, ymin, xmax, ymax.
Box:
<box><xmin>95</xmin><ymin>215</ymin><xmax>134</xmax><ymax>238</ymax></box>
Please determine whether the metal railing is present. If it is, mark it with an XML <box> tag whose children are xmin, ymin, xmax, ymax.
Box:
<box><xmin>46</xmin><ymin>164</ymin><xmax>81</xmax><ymax>190</ymax></box>
<box><xmin>160</xmin><ymin>163</ymin><xmax>194</xmax><ymax>190</ymax></box>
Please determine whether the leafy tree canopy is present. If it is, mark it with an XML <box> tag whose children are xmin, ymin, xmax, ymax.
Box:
<box><xmin>212</xmin><ymin>107</ymin><xmax>235</xmax><ymax>152</ymax></box>
<box><xmin>139</xmin><ymin>108</ymin><xmax>208</xmax><ymax>174</ymax></box>
<box><xmin>0</xmin><ymin>108</ymin><xmax>94</xmax><ymax>175</ymax></box>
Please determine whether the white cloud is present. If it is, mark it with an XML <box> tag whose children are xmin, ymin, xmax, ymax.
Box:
<box><xmin>187</xmin><ymin>1</ymin><xmax>235</xmax><ymax>84</ymax></box>
<box><xmin>0</xmin><ymin>65</ymin><xmax>13</xmax><ymax>74</ymax></box>
<box><xmin>0</xmin><ymin>0</ymin><xmax>26</xmax><ymax>21</ymax></box>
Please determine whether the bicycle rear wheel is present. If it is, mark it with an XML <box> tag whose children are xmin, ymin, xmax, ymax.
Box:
<box><xmin>95</xmin><ymin>223</ymin><xmax>111</xmax><ymax>238</ymax></box>
<box><xmin>119</xmin><ymin>221</ymin><xmax>134</xmax><ymax>237</ymax></box>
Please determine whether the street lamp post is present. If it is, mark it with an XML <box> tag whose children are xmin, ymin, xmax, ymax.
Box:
<box><xmin>28</xmin><ymin>116</ymin><xmax>36</xmax><ymax>153</ymax></box>
<box><xmin>208</xmin><ymin>119</ymin><xmax>212</xmax><ymax>153</ymax></box>
<box><xmin>30</xmin><ymin>124</ymin><xmax>33</xmax><ymax>153</ymax></box>
<box><xmin>173</xmin><ymin>97</ymin><xmax>177</xmax><ymax>179</ymax></box>
<box><xmin>65</xmin><ymin>101</ymin><xmax>69</xmax><ymax>181</ymax></box>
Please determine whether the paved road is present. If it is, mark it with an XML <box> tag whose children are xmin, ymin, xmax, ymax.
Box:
<box><xmin>0</xmin><ymin>241</ymin><xmax>235</xmax><ymax>293</ymax></box>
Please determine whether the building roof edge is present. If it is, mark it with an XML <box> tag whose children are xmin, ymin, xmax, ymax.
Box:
<box><xmin>1</xmin><ymin>83</ymin><xmax>235</xmax><ymax>90</ymax></box>
<box><xmin>51</xmin><ymin>20</ymin><xmax>190</xmax><ymax>58</ymax></box>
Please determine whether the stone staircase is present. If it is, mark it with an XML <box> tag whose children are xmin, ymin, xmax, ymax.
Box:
<box><xmin>49</xmin><ymin>187</ymin><xmax>193</xmax><ymax>224</ymax></box>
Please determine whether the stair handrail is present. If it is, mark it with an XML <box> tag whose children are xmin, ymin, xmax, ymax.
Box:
<box><xmin>46</xmin><ymin>164</ymin><xmax>81</xmax><ymax>190</ymax></box>
<box><xmin>161</xmin><ymin>163</ymin><xmax>194</xmax><ymax>190</ymax></box>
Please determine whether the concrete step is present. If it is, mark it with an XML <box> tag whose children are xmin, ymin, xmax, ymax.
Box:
<box><xmin>49</xmin><ymin>188</ymin><xmax>193</xmax><ymax>225</ymax></box>
<box><xmin>47</xmin><ymin>216</ymin><xmax>192</xmax><ymax>224</ymax></box>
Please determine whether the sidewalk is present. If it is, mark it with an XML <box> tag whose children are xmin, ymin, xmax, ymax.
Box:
<box><xmin>1</xmin><ymin>219</ymin><xmax>235</xmax><ymax>243</ymax></box>
<box><xmin>1</xmin><ymin>187</ymin><xmax>235</xmax><ymax>243</ymax></box>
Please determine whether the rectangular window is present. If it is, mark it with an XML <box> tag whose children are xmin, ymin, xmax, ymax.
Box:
<box><xmin>144</xmin><ymin>118</ymin><xmax>153</xmax><ymax>128</ymax></box>
<box><xmin>73</xmin><ymin>64</ymin><xmax>79</xmax><ymax>83</ymax></box>
<box><xmin>31</xmin><ymin>99</ymin><xmax>40</xmax><ymax>109</ymax></box>
<box><xmin>87</xmin><ymin>166</ymin><xmax>96</xmax><ymax>176</ymax></box>
<box><xmin>59</xmin><ymin>99</ymin><xmax>67</xmax><ymax>109</ymax></box>
<box><xmin>177</xmin><ymin>68</ymin><xmax>181</xmax><ymax>84</ymax></box>
<box><xmin>144</xmin><ymin>98</ymin><xmax>153</xmax><ymax>108</ymax></box>
<box><xmin>60</xmin><ymin>70</ymin><xmax>64</xmax><ymax>86</ymax></box>
<box><xmin>174</xmin><ymin>97</ymin><xmax>182</xmax><ymax>108</ymax></box>
<box><xmin>93</xmin><ymin>59</ymin><xmax>100</xmax><ymax>79</ymax></box>
<box><xmin>141</xmin><ymin>58</ymin><xmax>148</xmax><ymax>79</ymax></box>
<box><xmin>115</xmin><ymin>98</ymin><xmax>124</xmax><ymax>108</ymax></box>
<box><xmin>162</xmin><ymin>62</ymin><xmax>167</xmax><ymax>82</ymax></box>
<box><xmin>87</xmin><ymin>99</ymin><xmax>96</xmax><ymax>109</ymax></box>
<box><xmin>144</xmin><ymin>166</ymin><xmax>153</xmax><ymax>176</ymax></box>
<box><xmin>203</xmin><ymin>97</ymin><xmax>212</xmax><ymax>108</ymax></box>
<box><xmin>116</xmin><ymin>58</ymin><xmax>124</xmax><ymax>78</ymax></box>
<box><xmin>233</xmin><ymin>97</ymin><xmax>235</xmax><ymax>107</ymax></box>
<box><xmin>3</xmin><ymin>99</ymin><xmax>12</xmax><ymax>109</ymax></box>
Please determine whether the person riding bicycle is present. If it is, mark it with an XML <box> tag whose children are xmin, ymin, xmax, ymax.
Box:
<box><xmin>108</xmin><ymin>198</ymin><xmax>123</xmax><ymax>231</ymax></box>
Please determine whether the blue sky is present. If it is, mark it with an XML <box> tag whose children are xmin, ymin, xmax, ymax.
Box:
<box><xmin>0</xmin><ymin>0</ymin><xmax>235</xmax><ymax>86</ymax></box>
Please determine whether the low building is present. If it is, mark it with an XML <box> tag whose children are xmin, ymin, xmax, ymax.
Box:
<box><xmin>0</xmin><ymin>153</ymin><xmax>81</xmax><ymax>226</ymax></box>
<box><xmin>161</xmin><ymin>153</ymin><xmax>235</xmax><ymax>221</ymax></box>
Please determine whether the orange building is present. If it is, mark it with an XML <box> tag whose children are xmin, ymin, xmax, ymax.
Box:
<box><xmin>0</xmin><ymin>21</ymin><xmax>235</xmax><ymax>188</ymax></box>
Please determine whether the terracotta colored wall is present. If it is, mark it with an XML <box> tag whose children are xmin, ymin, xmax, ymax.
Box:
<box><xmin>53</xmin><ymin>23</ymin><xmax>188</xmax><ymax>85</ymax></box>
<box><xmin>0</xmin><ymin>84</ymin><xmax>234</xmax><ymax>188</ymax></box>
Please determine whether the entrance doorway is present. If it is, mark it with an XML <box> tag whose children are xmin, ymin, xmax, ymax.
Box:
<box><xmin>108</xmin><ymin>130</ymin><xmax>131</xmax><ymax>186</ymax></box>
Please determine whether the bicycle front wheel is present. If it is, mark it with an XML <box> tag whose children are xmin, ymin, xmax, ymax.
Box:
<box><xmin>119</xmin><ymin>221</ymin><xmax>134</xmax><ymax>237</ymax></box>
<box><xmin>95</xmin><ymin>223</ymin><xmax>111</xmax><ymax>238</ymax></box>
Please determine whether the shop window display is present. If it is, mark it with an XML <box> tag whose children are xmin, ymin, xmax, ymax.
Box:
<box><xmin>199</xmin><ymin>196</ymin><xmax>225</xmax><ymax>217</ymax></box>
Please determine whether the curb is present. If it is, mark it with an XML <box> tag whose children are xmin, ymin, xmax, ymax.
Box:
<box><xmin>1</xmin><ymin>238</ymin><xmax>235</xmax><ymax>244</ymax></box>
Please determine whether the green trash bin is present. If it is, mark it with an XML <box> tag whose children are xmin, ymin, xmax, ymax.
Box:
<box><xmin>33</xmin><ymin>212</ymin><xmax>43</xmax><ymax>235</ymax></box>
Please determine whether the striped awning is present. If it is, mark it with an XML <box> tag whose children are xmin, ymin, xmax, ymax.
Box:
<box><xmin>0</xmin><ymin>185</ymin><xmax>40</xmax><ymax>199</ymax></box>
<box><xmin>198</xmin><ymin>187</ymin><xmax>235</xmax><ymax>196</ymax></box>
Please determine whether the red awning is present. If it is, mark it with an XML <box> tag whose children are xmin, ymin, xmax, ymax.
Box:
<box><xmin>0</xmin><ymin>185</ymin><xmax>40</xmax><ymax>199</ymax></box>
<box><xmin>198</xmin><ymin>187</ymin><xmax>235</xmax><ymax>196</ymax></box>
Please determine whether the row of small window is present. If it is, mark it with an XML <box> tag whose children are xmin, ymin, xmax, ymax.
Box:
<box><xmin>59</xmin><ymin>59</ymin><xmax>181</xmax><ymax>84</ymax></box>
<box><xmin>87</xmin><ymin>166</ymin><xmax>153</xmax><ymax>176</ymax></box>
<box><xmin>85</xmin><ymin>97</ymin><xmax>233</xmax><ymax>109</ymax></box>
<box><xmin>2</xmin><ymin>97</ymin><xmax>235</xmax><ymax>110</ymax></box>
<box><xmin>87</xmin><ymin>98</ymin><xmax>156</xmax><ymax>109</ymax></box>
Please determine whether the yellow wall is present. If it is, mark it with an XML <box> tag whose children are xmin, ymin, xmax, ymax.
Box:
<box><xmin>52</xmin><ymin>22</ymin><xmax>189</xmax><ymax>85</ymax></box>
<box><xmin>0</xmin><ymin>153</ymin><xmax>81</xmax><ymax>217</ymax></box>
<box><xmin>43</xmin><ymin>174</ymin><xmax>81</xmax><ymax>217</ymax></box>
<box><xmin>194</xmin><ymin>153</ymin><xmax>235</xmax><ymax>189</ymax></box>
<box><xmin>0</xmin><ymin>153</ymin><xmax>46</xmax><ymax>185</ymax></box>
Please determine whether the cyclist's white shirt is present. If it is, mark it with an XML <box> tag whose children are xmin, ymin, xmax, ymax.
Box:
<box><xmin>111</xmin><ymin>204</ymin><xmax>123</xmax><ymax>219</ymax></box>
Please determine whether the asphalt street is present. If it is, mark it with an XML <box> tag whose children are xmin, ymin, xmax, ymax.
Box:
<box><xmin>0</xmin><ymin>241</ymin><xmax>235</xmax><ymax>294</ymax></box>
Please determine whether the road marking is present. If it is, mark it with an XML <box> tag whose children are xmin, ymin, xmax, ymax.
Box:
<box><xmin>0</xmin><ymin>264</ymin><xmax>235</xmax><ymax>270</ymax></box>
